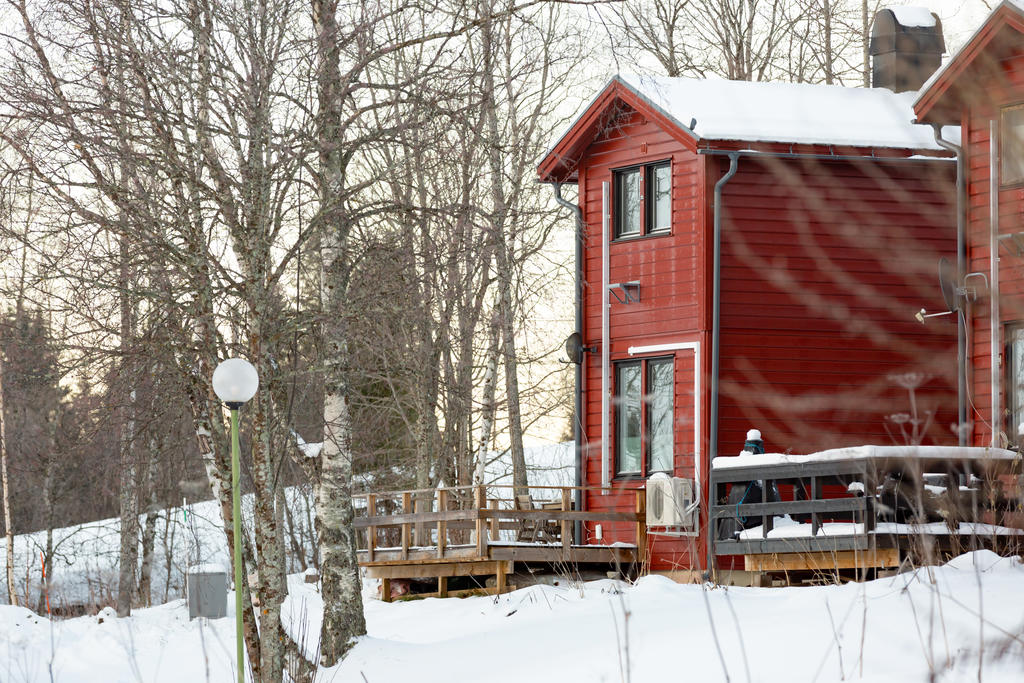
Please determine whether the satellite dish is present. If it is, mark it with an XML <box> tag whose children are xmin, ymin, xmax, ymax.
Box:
<box><xmin>938</xmin><ymin>257</ymin><xmax>960</xmax><ymax>312</ymax></box>
<box><xmin>565</xmin><ymin>332</ymin><xmax>583</xmax><ymax>364</ymax></box>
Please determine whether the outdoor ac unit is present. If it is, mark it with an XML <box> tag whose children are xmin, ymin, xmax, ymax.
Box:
<box><xmin>646</xmin><ymin>475</ymin><xmax>697</xmax><ymax>529</ymax></box>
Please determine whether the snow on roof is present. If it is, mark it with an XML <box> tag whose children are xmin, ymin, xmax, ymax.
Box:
<box><xmin>887</xmin><ymin>6</ymin><xmax>937</xmax><ymax>28</ymax></box>
<box><xmin>616</xmin><ymin>74</ymin><xmax>958</xmax><ymax>150</ymax></box>
<box><xmin>712</xmin><ymin>444</ymin><xmax>1019</xmax><ymax>469</ymax></box>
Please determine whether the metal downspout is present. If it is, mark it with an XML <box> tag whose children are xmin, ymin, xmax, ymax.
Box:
<box><xmin>990</xmin><ymin>121</ymin><xmax>1001</xmax><ymax>446</ymax></box>
<box><xmin>931</xmin><ymin>125</ymin><xmax>968</xmax><ymax>446</ymax></box>
<box><xmin>707</xmin><ymin>152</ymin><xmax>739</xmax><ymax>576</ymax></box>
<box><xmin>552</xmin><ymin>182</ymin><xmax>585</xmax><ymax>542</ymax></box>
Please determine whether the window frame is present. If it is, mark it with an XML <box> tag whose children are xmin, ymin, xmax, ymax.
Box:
<box><xmin>612</xmin><ymin>160</ymin><xmax>671</xmax><ymax>239</ymax></box>
<box><xmin>1005</xmin><ymin>322</ymin><xmax>1024</xmax><ymax>443</ymax></box>
<box><xmin>613</xmin><ymin>355</ymin><xmax>675</xmax><ymax>478</ymax></box>
<box><xmin>1000</xmin><ymin>103</ymin><xmax>1024</xmax><ymax>188</ymax></box>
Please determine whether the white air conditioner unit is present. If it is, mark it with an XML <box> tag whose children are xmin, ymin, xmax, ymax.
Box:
<box><xmin>646</xmin><ymin>474</ymin><xmax>697</xmax><ymax>530</ymax></box>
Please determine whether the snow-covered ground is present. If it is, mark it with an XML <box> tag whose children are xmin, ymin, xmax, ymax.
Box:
<box><xmin>2</xmin><ymin>550</ymin><xmax>1023</xmax><ymax>682</ymax></box>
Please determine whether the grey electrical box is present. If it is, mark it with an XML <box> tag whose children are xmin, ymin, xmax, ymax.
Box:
<box><xmin>187</xmin><ymin>565</ymin><xmax>228</xmax><ymax>620</ymax></box>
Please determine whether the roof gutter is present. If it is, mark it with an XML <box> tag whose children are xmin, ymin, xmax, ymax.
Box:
<box><xmin>698</xmin><ymin>148</ymin><xmax>951</xmax><ymax>162</ymax></box>
<box><xmin>707</xmin><ymin>152</ymin><xmax>740</xmax><ymax>577</ymax></box>
<box><xmin>930</xmin><ymin>124</ymin><xmax>968</xmax><ymax>447</ymax></box>
<box><xmin>551</xmin><ymin>182</ymin><xmax>585</xmax><ymax>541</ymax></box>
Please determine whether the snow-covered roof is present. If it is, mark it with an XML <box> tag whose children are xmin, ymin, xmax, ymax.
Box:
<box><xmin>617</xmin><ymin>74</ymin><xmax>958</xmax><ymax>150</ymax></box>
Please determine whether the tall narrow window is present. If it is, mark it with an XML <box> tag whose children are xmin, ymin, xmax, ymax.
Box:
<box><xmin>615</xmin><ymin>168</ymin><xmax>642</xmax><ymax>237</ymax></box>
<box><xmin>649</xmin><ymin>163</ymin><xmax>671</xmax><ymax>232</ymax></box>
<box><xmin>616</xmin><ymin>362</ymin><xmax>642</xmax><ymax>474</ymax></box>
<box><xmin>615</xmin><ymin>357</ymin><xmax>674</xmax><ymax>477</ymax></box>
<box><xmin>613</xmin><ymin>161</ymin><xmax>671</xmax><ymax>237</ymax></box>
<box><xmin>1006</xmin><ymin>324</ymin><xmax>1024</xmax><ymax>441</ymax></box>
<box><xmin>1002</xmin><ymin>105</ymin><xmax>1024</xmax><ymax>186</ymax></box>
<box><xmin>647</xmin><ymin>358</ymin><xmax>674</xmax><ymax>472</ymax></box>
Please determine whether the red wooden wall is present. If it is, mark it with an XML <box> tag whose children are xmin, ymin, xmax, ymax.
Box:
<box><xmin>716</xmin><ymin>155</ymin><xmax>958</xmax><ymax>456</ymax></box>
<box><xmin>963</xmin><ymin>46</ymin><xmax>1024</xmax><ymax>445</ymax></box>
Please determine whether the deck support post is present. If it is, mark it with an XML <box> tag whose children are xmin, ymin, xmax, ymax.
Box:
<box><xmin>496</xmin><ymin>563</ymin><xmax>506</xmax><ymax>594</ymax></box>
<box><xmin>381</xmin><ymin>578</ymin><xmax>392</xmax><ymax>603</ymax></box>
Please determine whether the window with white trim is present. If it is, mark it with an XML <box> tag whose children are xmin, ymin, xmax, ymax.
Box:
<box><xmin>615</xmin><ymin>357</ymin><xmax>674</xmax><ymax>476</ymax></box>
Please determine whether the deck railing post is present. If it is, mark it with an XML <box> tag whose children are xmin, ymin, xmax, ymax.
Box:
<box><xmin>414</xmin><ymin>496</ymin><xmax>424</xmax><ymax>548</ymax></box>
<box><xmin>367</xmin><ymin>494</ymin><xmax>377</xmax><ymax>562</ymax></box>
<box><xmin>635</xmin><ymin>489</ymin><xmax>647</xmax><ymax>565</ymax></box>
<box><xmin>401</xmin><ymin>492</ymin><xmax>412</xmax><ymax>560</ymax></box>
<box><xmin>489</xmin><ymin>499</ymin><xmax>500</xmax><ymax>542</ymax></box>
<box><xmin>561</xmin><ymin>488</ymin><xmax>571</xmax><ymax>560</ymax></box>
<box><xmin>437</xmin><ymin>488</ymin><xmax>448</xmax><ymax>559</ymax></box>
<box><xmin>475</xmin><ymin>485</ymin><xmax>487</xmax><ymax>558</ymax></box>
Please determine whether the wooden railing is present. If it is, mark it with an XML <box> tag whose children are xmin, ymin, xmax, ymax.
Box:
<box><xmin>710</xmin><ymin>450</ymin><xmax>1022</xmax><ymax>558</ymax></box>
<box><xmin>353</xmin><ymin>484</ymin><xmax>647</xmax><ymax>564</ymax></box>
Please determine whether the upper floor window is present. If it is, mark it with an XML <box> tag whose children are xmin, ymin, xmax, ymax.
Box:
<box><xmin>1001</xmin><ymin>104</ymin><xmax>1024</xmax><ymax>186</ymax></box>
<box><xmin>614</xmin><ymin>161</ymin><xmax>671</xmax><ymax>238</ymax></box>
<box><xmin>615</xmin><ymin>357</ymin><xmax>674</xmax><ymax>476</ymax></box>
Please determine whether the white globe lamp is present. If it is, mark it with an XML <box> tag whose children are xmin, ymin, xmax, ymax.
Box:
<box><xmin>212</xmin><ymin>358</ymin><xmax>259</xmax><ymax>407</ymax></box>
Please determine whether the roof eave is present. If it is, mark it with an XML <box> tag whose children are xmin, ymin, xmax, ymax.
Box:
<box><xmin>914</xmin><ymin>0</ymin><xmax>1024</xmax><ymax>124</ymax></box>
<box><xmin>537</xmin><ymin>75</ymin><xmax>701</xmax><ymax>184</ymax></box>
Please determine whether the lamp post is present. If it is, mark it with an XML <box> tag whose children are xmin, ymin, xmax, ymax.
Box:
<box><xmin>212</xmin><ymin>358</ymin><xmax>259</xmax><ymax>683</ymax></box>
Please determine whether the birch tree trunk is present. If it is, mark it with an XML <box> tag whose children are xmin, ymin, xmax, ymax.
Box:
<box><xmin>313</xmin><ymin>0</ymin><xmax>366</xmax><ymax>664</ymax></box>
<box><xmin>136</xmin><ymin>430</ymin><xmax>162</xmax><ymax>607</ymax></box>
<box><xmin>480</xmin><ymin>13</ymin><xmax>528</xmax><ymax>494</ymax></box>
<box><xmin>473</xmin><ymin>312</ymin><xmax>501</xmax><ymax>485</ymax></box>
<box><xmin>115</xmin><ymin>382</ymin><xmax>138</xmax><ymax>617</ymax></box>
<box><xmin>0</xmin><ymin>351</ymin><xmax>15</xmax><ymax>606</ymax></box>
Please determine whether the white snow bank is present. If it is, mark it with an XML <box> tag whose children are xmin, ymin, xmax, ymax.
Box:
<box><xmin>888</xmin><ymin>6</ymin><xmax>937</xmax><ymax>27</ymax></box>
<box><xmin>615</xmin><ymin>74</ymin><xmax>959</xmax><ymax>150</ymax></box>
<box><xmin>712</xmin><ymin>444</ymin><xmax>1019</xmax><ymax>469</ymax></box>
<box><xmin>11</xmin><ymin>551</ymin><xmax>1024</xmax><ymax>682</ymax></box>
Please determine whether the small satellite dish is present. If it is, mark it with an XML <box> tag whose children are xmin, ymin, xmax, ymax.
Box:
<box><xmin>938</xmin><ymin>257</ymin><xmax>960</xmax><ymax>312</ymax></box>
<box><xmin>565</xmin><ymin>332</ymin><xmax>583</xmax><ymax>364</ymax></box>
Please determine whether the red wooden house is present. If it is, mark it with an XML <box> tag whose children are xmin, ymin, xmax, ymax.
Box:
<box><xmin>914</xmin><ymin>0</ymin><xmax>1024</xmax><ymax>449</ymax></box>
<box><xmin>539</xmin><ymin>13</ymin><xmax>962</xmax><ymax>576</ymax></box>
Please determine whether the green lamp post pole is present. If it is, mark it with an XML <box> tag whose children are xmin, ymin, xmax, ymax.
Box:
<box><xmin>212</xmin><ymin>358</ymin><xmax>259</xmax><ymax>683</ymax></box>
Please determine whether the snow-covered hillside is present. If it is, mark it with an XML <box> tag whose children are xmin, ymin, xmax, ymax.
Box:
<box><xmin>2</xmin><ymin>551</ymin><xmax>1023</xmax><ymax>682</ymax></box>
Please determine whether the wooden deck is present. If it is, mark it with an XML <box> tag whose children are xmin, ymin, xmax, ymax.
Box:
<box><xmin>709</xmin><ymin>448</ymin><xmax>1024</xmax><ymax>578</ymax></box>
<box><xmin>354</xmin><ymin>484</ymin><xmax>644</xmax><ymax>600</ymax></box>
